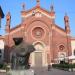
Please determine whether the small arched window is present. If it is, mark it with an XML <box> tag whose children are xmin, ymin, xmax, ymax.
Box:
<box><xmin>74</xmin><ymin>49</ymin><xmax>75</xmax><ymax>56</ymax></box>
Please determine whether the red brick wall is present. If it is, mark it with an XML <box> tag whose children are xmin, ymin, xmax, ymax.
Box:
<box><xmin>3</xmin><ymin>15</ymin><xmax>72</xmax><ymax>63</ymax></box>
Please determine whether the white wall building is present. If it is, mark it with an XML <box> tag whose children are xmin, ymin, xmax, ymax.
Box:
<box><xmin>0</xmin><ymin>40</ymin><xmax>4</xmax><ymax>63</ymax></box>
<box><xmin>71</xmin><ymin>37</ymin><xmax>75</xmax><ymax>63</ymax></box>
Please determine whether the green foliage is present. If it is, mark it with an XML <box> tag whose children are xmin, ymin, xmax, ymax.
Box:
<box><xmin>0</xmin><ymin>63</ymin><xmax>7</xmax><ymax>69</ymax></box>
<box><xmin>52</xmin><ymin>63</ymin><xmax>75</xmax><ymax>70</ymax></box>
<box><xmin>0</xmin><ymin>64</ymin><xmax>3</xmax><ymax>68</ymax></box>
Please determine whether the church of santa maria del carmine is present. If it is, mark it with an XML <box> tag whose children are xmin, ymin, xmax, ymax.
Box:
<box><xmin>0</xmin><ymin>0</ymin><xmax>74</xmax><ymax>67</ymax></box>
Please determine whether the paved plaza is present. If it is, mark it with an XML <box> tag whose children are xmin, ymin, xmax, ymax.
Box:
<box><xmin>32</xmin><ymin>67</ymin><xmax>75</xmax><ymax>75</ymax></box>
<box><xmin>0</xmin><ymin>67</ymin><xmax>75</xmax><ymax>75</ymax></box>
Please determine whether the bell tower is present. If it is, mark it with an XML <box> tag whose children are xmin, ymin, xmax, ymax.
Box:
<box><xmin>5</xmin><ymin>12</ymin><xmax>11</xmax><ymax>33</ymax></box>
<box><xmin>64</xmin><ymin>13</ymin><xmax>70</xmax><ymax>34</ymax></box>
<box><xmin>64</xmin><ymin>13</ymin><xmax>72</xmax><ymax>56</ymax></box>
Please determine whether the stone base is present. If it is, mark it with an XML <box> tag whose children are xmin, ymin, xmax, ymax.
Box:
<box><xmin>6</xmin><ymin>69</ymin><xmax>34</xmax><ymax>75</ymax></box>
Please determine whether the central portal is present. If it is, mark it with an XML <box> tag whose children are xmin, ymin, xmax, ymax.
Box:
<box><xmin>32</xmin><ymin>42</ymin><xmax>47</xmax><ymax>67</ymax></box>
<box><xmin>35</xmin><ymin>52</ymin><xmax>42</xmax><ymax>67</ymax></box>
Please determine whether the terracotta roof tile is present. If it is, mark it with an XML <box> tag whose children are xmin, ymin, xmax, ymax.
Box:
<box><xmin>54</xmin><ymin>24</ymin><xmax>65</xmax><ymax>32</ymax></box>
<box><xmin>10</xmin><ymin>24</ymin><xmax>21</xmax><ymax>32</ymax></box>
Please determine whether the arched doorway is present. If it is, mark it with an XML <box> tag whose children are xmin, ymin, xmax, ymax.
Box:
<box><xmin>34</xmin><ymin>42</ymin><xmax>44</xmax><ymax>67</ymax></box>
<box><xmin>31</xmin><ymin>42</ymin><xmax>47</xmax><ymax>67</ymax></box>
<box><xmin>35</xmin><ymin>52</ymin><xmax>42</xmax><ymax>67</ymax></box>
<box><xmin>58</xmin><ymin>52</ymin><xmax>66</xmax><ymax>64</ymax></box>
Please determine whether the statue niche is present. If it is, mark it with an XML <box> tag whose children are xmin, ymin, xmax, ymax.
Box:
<box><xmin>10</xmin><ymin>37</ymin><xmax>35</xmax><ymax>70</ymax></box>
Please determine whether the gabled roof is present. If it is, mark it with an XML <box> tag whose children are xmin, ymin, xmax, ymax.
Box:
<box><xmin>21</xmin><ymin>6</ymin><xmax>55</xmax><ymax>17</ymax></box>
<box><xmin>10</xmin><ymin>6</ymin><xmax>65</xmax><ymax>34</ymax></box>
<box><xmin>71</xmin><ymin>37</ymin><xmax>75</xmax><ymax>40</ymax></box>
<box><xmin>0</xmin><ymin>35</ymin><xmax>4</xmax><ymax>39</ymax></box>
<box><xmin>54</xmin><ymin>24</ymin><xmax>65</xmax><ymax>32</ymax></box>
<box><xmin>26</xmin><ymin>6</ymin><xmax>50</xmax><ymax>14</ymax></box>
<box><xmin>10</xmin><ymin>24</ymin><xmax>21</xmax><ymax>32</ymax></box>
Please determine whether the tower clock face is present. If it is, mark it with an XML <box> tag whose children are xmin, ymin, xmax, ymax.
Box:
<box><xmin>32</xmin><ymin>27</ymin><xmax>44</xmax><ymax>39</ymax></box>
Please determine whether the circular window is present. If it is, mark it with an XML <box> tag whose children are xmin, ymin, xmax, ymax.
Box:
<box><xmin>59</xmin><ymin>45</ymin><xmax>65</xmax><ymax>51</ymax></box>
<box><xmin>32</xmin><ymin>27</ymin><xmax>44</xmax><ymax>38</ymax></box>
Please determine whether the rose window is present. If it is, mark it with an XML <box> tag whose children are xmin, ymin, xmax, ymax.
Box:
<box><xmin>32</xmin><ymin>27</ymin><xmax>44</xmax><ymax>38</ymax></box>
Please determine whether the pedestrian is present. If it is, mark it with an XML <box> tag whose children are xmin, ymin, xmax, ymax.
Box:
<box><xmin>48</xmin><ymin>64</ymin><xmax>52</xmax><ymax>71</ymax></box>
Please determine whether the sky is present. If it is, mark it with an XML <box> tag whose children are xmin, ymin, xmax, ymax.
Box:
<box><xmin>0</xmin><ymin>0</ymin><xmax>75</xmax><ymax>36</ymax></box>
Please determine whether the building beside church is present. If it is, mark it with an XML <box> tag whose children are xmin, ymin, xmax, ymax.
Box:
<box><xmin>71</xmin><ymin>37</ymin><xmax>75</xmax><ymax>63</ymax></box>
<box><xmin>0</xmin><ymin>6</ymin><xmax>4</xmax><ymax>63</ymax></box>
<box><xmin>0</xmin><ymin>0</ymin><xmax>75</xmax><ymax>67</ymax></box>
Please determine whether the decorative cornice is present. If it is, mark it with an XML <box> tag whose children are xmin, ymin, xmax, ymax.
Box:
<box><xmin>21</xmin><ymin>6</ymin><xmax>55</xmax><ymax>19</ymax></box>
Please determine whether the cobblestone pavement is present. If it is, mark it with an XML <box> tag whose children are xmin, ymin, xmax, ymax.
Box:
<box><xmin>32</xmin><ymin>67</ymin><xmax>75</xmax><ymax>75</ymax></box>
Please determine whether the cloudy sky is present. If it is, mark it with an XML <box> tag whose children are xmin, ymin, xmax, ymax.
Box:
<box><xmin>0</xmin><ymin>0</ymin><xmax>75</xmax><ymax>36</ymax></box>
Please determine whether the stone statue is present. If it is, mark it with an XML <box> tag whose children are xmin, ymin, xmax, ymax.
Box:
<box><xmin>10</xmin><ymin>38</ymin><xmax>35</xmax><ymax>70</ymax></box>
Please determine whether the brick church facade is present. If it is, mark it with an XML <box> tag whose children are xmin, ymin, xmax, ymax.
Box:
<box><xmin>0</xmin><ymin>0</ymin><xmax>72</xmax><ymax>67</ymax></box>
